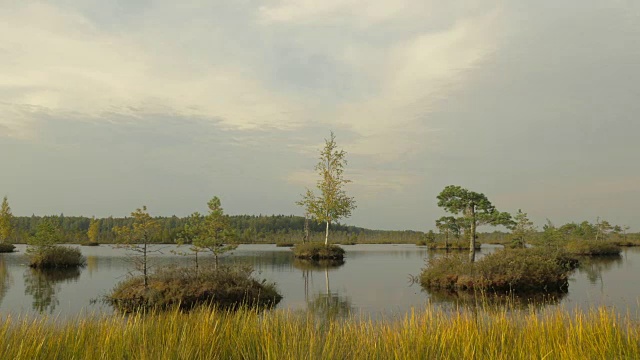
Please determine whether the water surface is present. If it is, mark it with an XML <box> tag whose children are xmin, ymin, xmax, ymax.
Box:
<box><xmin>0</xmin><ymin>244</ymin><xmax>638</xmax><ymax>319</ymax></box>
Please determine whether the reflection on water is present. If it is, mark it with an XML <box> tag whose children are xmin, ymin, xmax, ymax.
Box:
<box><xmin>427</xmin><ymin>288</ymin><xmax>567</xmax><ymax>310</ymax></box>
<box><xmin>0</xmin><ymin>244</ymin><xmax>638</xmax><ymax>319</ymax></box>
<box><xmin>577</xmin><ymin>255</ymin><xmax>623</xmax><ymax>285</ymax></box>
<box><xmin>24</xmin><ymin>268</ymin><xmax>81</xmax><ymax>314</ymax></box>
<box><xmin>298</xmin><ymin>260</ymin><xmax>353</xmax><ymax>319</ymax></box>
<box><xmin>293</xmin><ymin>259</ymin><xmax>345</xmax><ymax>271</ymax></box>
<box><xmin>0</xmin><ymin>256</ymin><xmax>11</xmax><ymax>306</ymax></box>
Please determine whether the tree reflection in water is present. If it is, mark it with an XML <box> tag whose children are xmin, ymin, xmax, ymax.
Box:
<box><xmin>294</xmin><ymin>259</ymin><xmax>353</xmax><ymax>319</ymax></box>
<box><xmin>0</xmin><ymin>255</ymin><xmax>11</xmax><ymax>307</ymax></box>
<box><xmin>577</xmin><ymin>255</ymin><xmax>623</xmax><ymax>286</ymax></box>
<box><xmin>23</xmin><ymin>267</ymin><xmax>81</xmax><ymax>314</ymax></box>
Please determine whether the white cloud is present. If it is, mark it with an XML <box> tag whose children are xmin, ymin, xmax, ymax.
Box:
<box><xmin>333</xmin><ymin>8</ymin><xmax>504</xmax><ymax>160</ymax></box>
<box><xmin>1</xmin><ymin>1</ymin><xmax>504</xmax><ymax>162</ymax></box>
<box><xmin>0</xmin><ymin>2</ymin><xmax>305</xmax><ymax>138</ymax></box>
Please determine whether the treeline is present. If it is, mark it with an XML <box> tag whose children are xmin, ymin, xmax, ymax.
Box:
<box><xmin>6</xmin><ymin>214</ymin><xmax>425</xmax><ymax>244</ymax></box>
<box><xmin>474</xmin><ymin>219</ymin><xmax>639</xmax><ymax>246</ymax></box>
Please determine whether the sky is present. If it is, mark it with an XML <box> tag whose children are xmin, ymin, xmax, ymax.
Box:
<box><xmin>1</xmin><ymin>0</ymin><xmax>639</xmax><ymax>231</ymax></box>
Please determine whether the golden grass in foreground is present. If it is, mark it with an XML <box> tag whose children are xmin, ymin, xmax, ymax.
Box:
<box><xmin>0</xmin><ymin>306</ymin><xmax>638</xmax><ymax>360</ymax></box>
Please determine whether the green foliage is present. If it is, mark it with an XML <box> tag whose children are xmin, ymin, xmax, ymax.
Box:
<box><xmin>0</xmin><ymin>196</ymin><xmax>13</xmax><ymax>243</ymax></box>
<box><xmin>27</xmin><ymin>246</ymin><xmax>86</xmax><ymax>269</ymax></box>
<box><xmin>511</xmin><ymin>209</ymin><xmax>536</xmax><ymax>248</ymax></box>
<box><xmin>297</xmin><ymin>132</ymin><xmax>356</xmax><ymax>245</ymax></box>
<box><xmin>175</xmin><ymin>197</ymin><xmax>237</xmax><ymax>270</ymax></box>
<box><xmin>292</xmin><ymin>242</ymin><xmax>345</xmax><ymax>260</ymax></box>
<box><xmin>421</xmin><ymin>248</ymin><xmax>578</xmax><ymax>293</ymax></box>
<box><xmin>114</xmin><ymin>206</ymin><xmax>161</xmax><ymax>287</ymax></box>
<box><xmin>28</xmin><ymin>218</ymin><xmax>63</xmax><ymax>248</ymax></box>
<box><xmin>107</xmin><ymin>265</ymin><xmax>282</xmax><ymax>313</ymax></box>
<box><xmin>436</xmin><ymin>185</ymin><xmax>512</xmax><ymax>262</ymax></box>
<box><xmin>194</xmin><ymin>197</ymin><xmax>237</xmax><ymax>269</ymax></box>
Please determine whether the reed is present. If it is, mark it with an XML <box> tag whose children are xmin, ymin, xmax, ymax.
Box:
<box><xmin>0</xmin><ymin>305</ymin><xmax>638</xmax><ymax>359</ymax></box>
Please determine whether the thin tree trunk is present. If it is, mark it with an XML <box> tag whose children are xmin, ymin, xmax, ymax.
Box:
<box><xmin>304</xmin><ymin>215</ymin><xmax>310</xmax><ymax>244</ymax></box>
<box><xmin>324</xmin><ymin>221</ymin><xmax>330</xmax><ymax>246</ymax></box>
<box><xmin>195</xmin><ymin>251</ymin><xmax>199</xmax><ymax>276</ymax></box>
<box><xmin>143</xmin><ymin>240</ymin><xmax>148</xmax><ymax>288</ymax></box>
<box><xmin>469</xmin><ymin>206</ymin><xmax>476</xmax><ymax>263</ymax></box>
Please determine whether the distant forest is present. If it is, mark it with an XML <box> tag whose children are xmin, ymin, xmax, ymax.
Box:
<box><xmin>8</xmin><ymin>214</ymin><xmax>426</xmax><ymax>244</ymax></box>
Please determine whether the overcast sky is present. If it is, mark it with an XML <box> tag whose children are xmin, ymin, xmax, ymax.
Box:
<box><xmin>1</xmin><ymin>1</ymin><xmax>639</xmax><ymax>231</ymax></box>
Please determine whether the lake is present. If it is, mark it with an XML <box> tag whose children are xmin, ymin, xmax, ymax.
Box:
<box><xmin>1</xmin><ymin>244</ymin><xmax>638</xmax><ymax>319</ymax></box>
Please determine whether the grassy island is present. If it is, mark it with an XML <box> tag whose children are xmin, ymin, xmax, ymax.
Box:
<box><xmin>292</xmin><ymin>242</ymin><xmax>345</xmax><ymax>260</ymax></box>
<box><xmin>28</xmin><ymin>246</ymin><xmax>86</xmax><ymax>269</ymax></box>
<box><xmin>421</xmin><ymin>248</ymin><xmax>578</xmax><ymax>293</ymax></box>
<box><xmin>108</xmin><ymin>265</ymin><xmax>282</xmax><ymax>313</ymax></box>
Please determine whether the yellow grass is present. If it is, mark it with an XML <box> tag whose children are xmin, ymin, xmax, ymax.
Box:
<box><xmin>0</xmin><ymin>305</ymin><xmax>638</xmax><ymax>359</ymax></box>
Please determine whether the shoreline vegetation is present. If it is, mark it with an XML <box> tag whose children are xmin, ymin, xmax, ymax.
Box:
<box><xmin>0</xmin><ymin>243</ymin><xmax>15</xmax><ymax>253</ymax></box>
<box><xmin>0</xmin><ymin>305</ymin><xmax>638</xmax><ymax>359</ymax></box>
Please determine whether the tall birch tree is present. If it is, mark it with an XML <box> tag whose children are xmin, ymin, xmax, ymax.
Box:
<box><xmin>297</xmin><ymin>132</ymin><xmax>356</xmax><ymax>245</ymax></box>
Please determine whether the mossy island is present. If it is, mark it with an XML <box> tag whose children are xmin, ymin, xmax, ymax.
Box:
<box><xmin>421</xmin><ymin>248</ymin><xmax>579</xmax><ymax>294</ymax></box>
<box><xmin>108</xmin><ymin>265</ymin><xmax>282</xmax><ymax>313</ymax></box>
<box><xmin>292</xmin><ymin>242</ymin><xmax>345</xmax><ymax>260</ymax></box>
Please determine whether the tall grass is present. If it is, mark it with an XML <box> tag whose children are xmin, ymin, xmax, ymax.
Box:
<box><xmin>0</xmin><ymin>306</ymin><xmax>638</xmax><ymax>359</ymax></box>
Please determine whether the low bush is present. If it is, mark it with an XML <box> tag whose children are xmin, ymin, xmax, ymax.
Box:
<box><xmin>427</xmin><ymin>240</ymin><xmax>481</xmax><ymax>250</ymax></box>
<box><xmin>28</xmin><ymin>246</ymin><xmax>86</xmax><ymax>269</ymax></box>
<box><xmin>107</xmin><ymin>265</ymin><xmax>282</xmax><ymax>313</ymax></box>
<box><xmin>610</xmin><ymin>239</ymin><xmax>640</xmax><ymax>247</ymax></box>
<box><xmin>275</xmin><ymin>241</ymin><xmax>295</xmax><ymax>247</ymax></box>
<box><xmin>292</xmin><ymin>242</ymin><xmax>345</xmax><ymax>260</ymax></box>
<box><xmin>80</xmin><ymin>242</ymin><xmax>100</xmax><ymax>247</ymax></box>
<box><xmin>0</xmin><ymin>243</ymin><xmax>15</xmax><ymax>253</ymax></box>
<box><xmin>564</xmin><ymin>240</ymin><xmax>621</xmax><ymax>256</ymax></box>
<box><xmin>420</xmin><ymin>248</ymin><xmax>578</xmax><ymax>293</ymax></box>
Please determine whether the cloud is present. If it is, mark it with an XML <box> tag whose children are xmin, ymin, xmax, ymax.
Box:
<box><xmin>0</xmin><ymin>2</ymin><xmax>306</xmax><ymax>139</ymax></box>
<box><xmin>259</xmin><ymin>0</ymin><xmax>414</xmax><ymax>26</ymax></box>
<box><xmin>1</xmin><ymin>1</ymin><xmax>504</xmax><ymax>174</ymax></box>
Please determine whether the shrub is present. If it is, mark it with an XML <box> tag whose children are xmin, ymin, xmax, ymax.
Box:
<box><xmin>292</xmin><ymin>242</ymin><xmax>345</xmax><ymax>260</ymax></box>
<box><xmin>275</xmin><ymin>241</ymin><xmax>294</xmax><ymax>247</ymax></box>
<box><xmin>107</xmin><ymin>265</ymin><xmax>282</xmax><ymax>313</ymax></box>
<box><xmin>0</xmin><ymin>243</ymin><xmax>15</xmax><ymax>253</ymax></box>
<box><xmin>420</xmin><ymin>248</ymin><xmax>578</xmax><ymax>293</ymax></box>
<box><xmin>427</xmin><ymin>240</ymin><xmax>481</xmax><ymax>250</ymax></box>
<box><xmin>28</xmin><ymin>246</ymin><xmax>86</xmax><ymax>269</ymax></box>
<box><xmin>80</xmin><ymin>242</ymin><xmax>100</xmax><ymax>247</ymax></box>
<box><xmin>565</xmin><ymin>240</ymin><xmax>622</xmax><ymax>256</ymax></box>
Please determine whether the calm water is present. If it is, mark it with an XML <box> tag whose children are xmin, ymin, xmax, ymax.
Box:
<box><xmin>0</xmin><ymin>244</ymin><xmax>638</xmax><ymax>319</ymax></box>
